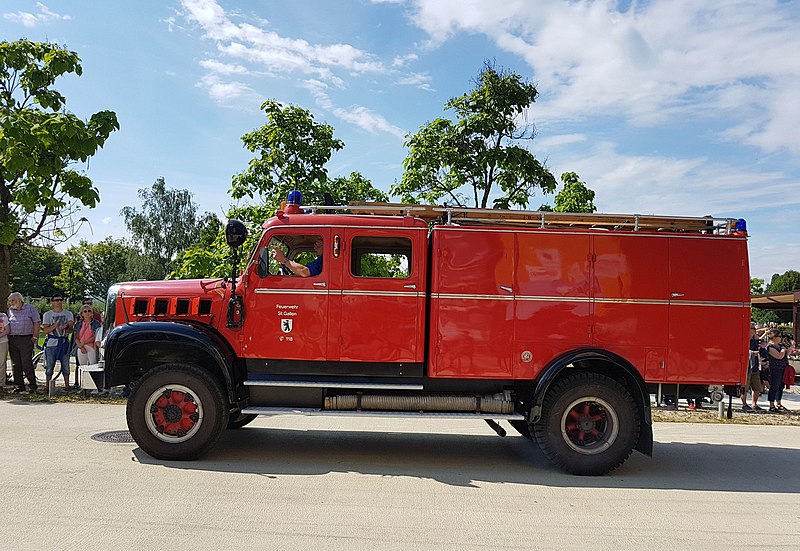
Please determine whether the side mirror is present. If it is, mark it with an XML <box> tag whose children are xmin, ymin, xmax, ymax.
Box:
<box><xmin>256</xmin><ymin>247</ymin><xmax>269</xmax><ymax>277</ymax></box>
<box><xmin>225</xmin><ymin>219</ymin><xmax>248</xmax><ymax>248</ymax></box>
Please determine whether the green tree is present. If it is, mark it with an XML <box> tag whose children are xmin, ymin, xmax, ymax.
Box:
<box><xmin>8</xmin><ymin>244</ymin><xmax>63</xmax><ymax>297</ymax></box>
<box><xmin>171</xmin><ymin>101</ymin><xmax>388</xmax><ymax>281</ymax></box>
<box><xmin>120</xmin><ymin>177</ymin><xmax>213</xmax><ymax>278</ymax></box>
<box><xmin>539</xmin><ymin>172</ymin><xmax>597</xmax><ymax>213</ymax></box>
<box><xmin>750</xmin><ymin>277</ymin><xmax>765</xmax><ymax>295</ymax></box>
<box><xmin>231</xmin><ymin>100</ymin><xmax>344</xmax><ymax>203</ymax></box>
<box><xmin>54</xmin><ymin>237</ymin><xmax>136</xmax><ymax>299</ymax></box>
<box><xmin>761</xmin><ymin>270</ymin><xmax>800</xmax><ymax>324</ymax></box>
<box><xmin>765</xmin><ymin>270</ymin><xmax>800</xmax><ymax>293</ymax></box>
<box><xmin>393</xmin><ymin>61</ymin><xmax>557</xmax><ymax>209</ymax></box>
<box><xmin>170</xmin><ymin>213</ymin><xmax>228</xmax><ymax>280</ymax></box>
<box><xmin>0</xmin><ymin>40</ymin><xmax>119</xmax><ymax>304</ymax></box>
<box><xmin>172</xmin><ymin>172</ymin><xmax>389</xmax><ymax>280</ymax></box>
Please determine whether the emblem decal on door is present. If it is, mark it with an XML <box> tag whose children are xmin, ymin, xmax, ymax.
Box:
<box><xmin>281</xmin><ymin>318</ymin><xmax>293</xmax><ymax>333</ymax></box>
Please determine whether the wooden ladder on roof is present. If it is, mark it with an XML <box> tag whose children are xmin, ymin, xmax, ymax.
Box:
<box><xmin>306</xmin><ymin>202</ymin><xmax>741</xmax><ymax>235</ymax></box>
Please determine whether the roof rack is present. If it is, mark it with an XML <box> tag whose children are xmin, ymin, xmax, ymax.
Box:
<box><xmin>305</xmin><ymin>202</ymin><xmax>740</xmax><ymax>235</ymax></box>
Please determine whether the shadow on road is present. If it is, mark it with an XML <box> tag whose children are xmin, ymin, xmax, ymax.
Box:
<box><xmin>132</xmin><ymin>427</ymin><xmax>800</xmax><ymax>491</ymax></box>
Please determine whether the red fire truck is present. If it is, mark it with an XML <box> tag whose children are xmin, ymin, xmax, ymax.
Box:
<box><xmin>97</xmin><ymin>197</ymin><xmax>750</xmax><ymax>475</ymax></box>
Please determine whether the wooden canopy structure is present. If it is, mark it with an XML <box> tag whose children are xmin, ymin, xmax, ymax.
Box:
<box><xmin>751</xmin><ymin>290</ymin><xmax>800</xmax><ymax>341</ymax></box>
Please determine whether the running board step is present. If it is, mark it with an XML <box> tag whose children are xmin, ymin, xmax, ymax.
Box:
<box><xmin>244</xmin><ymin>379</ymin><xmax>423</xmax><ymax>390</ymax></box>
<box><xmin>240</xmin><ymin>407</ymin><xmax>524</xmax><ymax>420</ymax></box>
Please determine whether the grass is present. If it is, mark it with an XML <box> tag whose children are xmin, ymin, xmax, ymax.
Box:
<box><xmin>2</xmin><ymin>386</ymin><xmax>799</xmax><ymax>425</ymax></box>
<box><xmin>652</xmin><ymin>405</ymin><xmax>800</xmax><ymax>426</ymax></box>
<box><xmin>0</xmin><ymin>387</ymin><xmax>127</xmax><ymax>405</ymax></box>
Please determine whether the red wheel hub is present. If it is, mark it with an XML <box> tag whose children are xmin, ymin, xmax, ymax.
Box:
<box><xmin>564</xmin><ymin>401</ymin><xmax>606</xmax><ymax>445</ymax></box>
<box><xmin>150</xmin><ymin>389</ymin><xmax>199</xmax><ymax>437</ymax></box>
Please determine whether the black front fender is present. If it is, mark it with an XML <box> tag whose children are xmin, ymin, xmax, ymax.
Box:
<box><xmin>103</xmin><ymin>321</ymin><xmax>242</xmax><ymax>406</ymax></box>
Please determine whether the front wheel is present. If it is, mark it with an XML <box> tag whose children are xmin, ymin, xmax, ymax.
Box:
<box><xmin>534</xmin><ymin>372</ymin><xmax>639</xmax><ymax>476</ymax></box>
<box><xmin>126</xmin><ymin>363</ymin><xmax>228</xmax><ymax>460</ymax></box>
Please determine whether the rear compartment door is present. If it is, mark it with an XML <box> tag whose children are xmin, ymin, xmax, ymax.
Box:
<box><xmin>513</xmin><ymin>232</ymin><xmax>592</xmax><ymax>378</ymax></box>
<box><xmin>667</xmin><ymin>237</ymin><xmax>749</xmax><ymax>383</ymax></box>
<box><xmin>592</xmin><ymin>234</ymin><xmax>669</xmax><ymax>382</ymax></box>
<box><xmin>430</xmin><ymin>228</ymin><xmax>515</xmax><ymax>378</ymax></box>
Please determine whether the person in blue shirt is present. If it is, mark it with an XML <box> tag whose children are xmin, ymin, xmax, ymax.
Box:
<box><xmin>272</xmin><ymin>238</ymin><xmax>323</xmax><ymax>277</ymax></box>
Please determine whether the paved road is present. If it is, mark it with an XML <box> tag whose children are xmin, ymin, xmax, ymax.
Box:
<box><xmin>1</xmin><ymin>400</ymin><xmax>799</xmax><ymax>550</ymax></box>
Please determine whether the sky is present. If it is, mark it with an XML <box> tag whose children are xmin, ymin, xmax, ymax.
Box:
<box><xmin>2</xmin><ymin>0</ymin><xmax>799</xmax><ymax>282</ymax></box>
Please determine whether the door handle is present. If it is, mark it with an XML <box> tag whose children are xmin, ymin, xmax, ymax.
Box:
<box><xmin>403</xmin><ymin>284</ymin><xmax>416</xmax><ymax>289</ymax></box>
<box><xmin>671</xmin><ymin>292</ymin><xmax>684</xmax><ymax>298</ymax></box>
<box><xmin>313</xmin><ymin>282</ymin><xmax>327</xmax><ymax>287</ymax></box>
<box><xmin>500</xmin><ymin>286</ymin><xmax>513</xmax><ymax>294</ymax></box>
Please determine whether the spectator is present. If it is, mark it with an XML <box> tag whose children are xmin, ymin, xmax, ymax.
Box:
<box><xmin>82</xmin><ymin>298</ymin><xmax>102</xmax><ymax>323</ymax></box>
<box><xmin>740</xmin><ymin>323</ymin><xmax>763</xmax><ymax>412</ymax></box>
<box><xmin>41</xmin><ymin>294</ymin><xmax>74</xmax><ymax>391</ymax></box>
<box><xmin>0</xmin><ymin>310</ymin><xmax>9</xmax><ymax>386</ymax></box>
<box><xmin>72</xmin><ymin>305</ymin><xmax>103</xmax><ymax>367</ymax></box>
<box><xmin>762</xmin><ymin>329</ymin><xmax>790</xmax><ymax>413</ymax></box>
<box><xmin>7</xmin><ymin>292</ymin><xmax>41</xmax><ymax>393</ymax></box>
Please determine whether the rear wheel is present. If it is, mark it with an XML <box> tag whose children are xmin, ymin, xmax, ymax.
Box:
<box><xmin>534</xmin><ymin>372</ymin><xmax>639</xmax><ymax>476</ymax></box>
<box><xmin>126</xmin><ymin>363</ymin><xmax>228</xmax><ymax>460</ymax></box>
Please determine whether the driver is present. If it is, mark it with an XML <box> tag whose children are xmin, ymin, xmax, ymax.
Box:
<box><xmin>272</xmin><ymin>238</ymin><xmax>323</xmax><ymax>277</ymax></box>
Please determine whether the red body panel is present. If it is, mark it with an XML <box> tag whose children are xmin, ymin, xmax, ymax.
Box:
<box><xmin>428</xmin><ymin>226</ymin><xmax>749</xmax><ymax>385</ymax></box>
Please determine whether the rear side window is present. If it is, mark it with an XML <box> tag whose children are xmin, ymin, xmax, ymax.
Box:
<box><xmin>350</xmin><ymin>236</ymin><xmax>411</xmax><ymax>279</ymax></box>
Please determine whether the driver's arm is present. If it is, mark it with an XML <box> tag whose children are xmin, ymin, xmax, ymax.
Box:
<box><xmin>272</xmin><ymin>247</ymin><xmax>311</xmax><ymax>277</ymax></box>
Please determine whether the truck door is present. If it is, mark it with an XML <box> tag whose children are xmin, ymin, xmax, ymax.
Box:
<box><xmin>242</xmin><ymin>229</ymin><xmax>331</xmax><ymax>363</ymax></box>
<box><xmin>514</xmin><ymin>232</ymin><xmax>592</xmax><ymax>378</ymax></box>
<box><xmin>338</xmin><ymin>228</ymin><xmax>425</xmax><ymax>365</ymax></box>
<box><xmin>430</xmin><ymin>227</ymin><xmax>514</xmax><ymax>378</ymax></box>
<box><xmin>667</xmin><ymin>237</ymin><xmax>749</xmax><ymax>382</ymax></box>
<box><xmin>592</xmin><ymin>234</ymin><xmax>669</xmax><ymax>382</ymax></box>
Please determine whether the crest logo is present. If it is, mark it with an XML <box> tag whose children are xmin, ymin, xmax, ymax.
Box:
<box><xmin>281</xmin><ymin>318</ymin><xmax>293</xmax><ymax>333</ymax></box>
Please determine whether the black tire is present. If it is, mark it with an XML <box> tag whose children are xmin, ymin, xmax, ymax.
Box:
<box><xmin>126</xmin><ymin>363</ymin><xmax>228</xmax><ymax>460</ymax></box>
<box><xmin>226</xmin><ymin>412</ymin><xmax>257</xmax><ymax>430</ymax></box>
<box><xmin>509</xmin><ymin>419</ymin><xmax>533</xmax><ymax>440</ymax></box>
<box><xmin>534</xmin><ymin>372</ymin><xmax>639</xmax><ymax>476</ymax></box>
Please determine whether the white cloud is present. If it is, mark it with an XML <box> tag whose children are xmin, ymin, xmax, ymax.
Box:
<box><xmin>196</xmin><ymin>74</ymin><xmax>260</xmax><ymax>107</ymax></box>
<box><xmin>302</xmin><ymin>80</ymin><xmax>406</xmax><ymax>140</ymax></box>
<box><xmin>392</xmin><ymin>53</ymin><xmax>418</xmax><ymax>67</ymax></box>
<box><xmin>3</xmin><ymin>2</ymin><xmax>70</xmax><ymax>27</ymax></box>
<box><xmin>552</xmin><ymin>141</ymin><xmax>799</xmax><ymax>217</ymax></box>
<box><xmin>181</xmin><ymin>0</ymin><xmax>387</xmax><ymax>81</ymax></box>
<box><xmin>396</xmin><ymin>72</ymin><xmax>433</xmax><ymax>91</ymax></box>
<box><xmin>536</xmin><ymin>133</ymin><xmax>587</xmax><ymax>149</ymax></box>
<box><xmin>199</xmin><ymin>59</ymin><xmax>249</xmax><ymax>75</ymax></box>
<box><xmin>404</xmin><ymin>0</ymin><xmax>800</xmax><ymax>155</ymax></box>
<box><xmin>102</xmin><ymin>217</ymin><xmax>112</xmax><ymax>225</ymax></box>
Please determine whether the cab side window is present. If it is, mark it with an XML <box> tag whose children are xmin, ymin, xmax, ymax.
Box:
<box><xmin>350</xmin><ymin>236</ymin><xmax>411</xmax><ymax>278</ymax></box>
<box><xmin>257</xmin><ymin>234</ymin><xmax>323</xmax><ymax>277</ymax></box>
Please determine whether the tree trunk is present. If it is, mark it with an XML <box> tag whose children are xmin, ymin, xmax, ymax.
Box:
<box><xmin>0</xmin><ymin>243</ymin><xmax>10</xmax><ymax>306</ymax></box>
